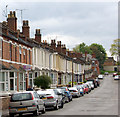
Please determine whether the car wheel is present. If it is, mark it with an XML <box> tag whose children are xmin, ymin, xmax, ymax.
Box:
<box><xmin>41</xmin><ymin>106</ymin><xmax>46</xmax><ymax>114</ymax></box>
<box><xmin>68</xmin><ymin>97</ymin><xmax>71</xmax><ymax>102</ymax></box>
<box><xmin>9</xmin><ymin>113</ymin><xmax>14</xmax><ymax>117</ymax></box>
<box><xmin>60</xmin><ymin>101</ymin><xmax>64</xmax><ymax>108</ymax></box>
<box><xmin>66</xmin><ymin>97</ymin><xmax>69</xmax><ymax>103</ymax></box>
<box><xmin>77</xmin><ymin>94</ymin><xmax>79</xmax><ymax>98</ymax></box>
<box><xmin>54</xmin><ymin>102</ymin><xmax>59</xmax><ymax>110</ymax></box>
<box><xmin>33</xmin><ymin>106</ymin><xmax>39</xmax><ymax>116</ymax></box>
<box><xmin>19</xmin><ymin>113</ymin><xmax>22</xmax><ymax>116</ymax></box>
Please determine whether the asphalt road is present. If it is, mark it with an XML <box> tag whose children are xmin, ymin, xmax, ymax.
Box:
<box><xmin>42</xmin><ymin>75</ymin><xmax>118</xmax><ymax>116</ymax></box>
<box><xmin>13</xmin><ymin>75</ymin><xmax>118</xmax><ymax>117</ymax></box>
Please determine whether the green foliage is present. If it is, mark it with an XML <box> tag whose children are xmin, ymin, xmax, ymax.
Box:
<box><xmin>89</xmin><ymin>43</ymin><xmax>107</xmax><ymax>69</ymax></box>
<box><xmin>100</xmin><ymin>70</ymin><xmax>116</xmax><ymax>74</ymax></box>
<box><xmin>73</xmin><ymin>82</ymin><xmax>77</xmax><ymax>85</ymax></box>
<box><xmin>117</xmin><ymin>72</ymin><xmax>120</xmax><ymax>75</ymax></box>
<box><xmin>83</xmin><ymin>79</ymin><xmax>87</xmax><ymax>83</ymax></box>
<box><xmin>110</xmin><ymin>39</ymin><xmax>120</xmax><ymax>56</ymax></box>
<box><xmin>73</xmin><ymin>43</ymin><xmax>92</xmax><ymax>54</ymax></box>
<box><xmin>73</xmin><ymin>43</ymin><xmax>107</xmax><ymax>70</ymax></box>
<box><xmin>34</xmin><ymin>75</ymin><xmax>52</xmax><ymax>89</ymax></box>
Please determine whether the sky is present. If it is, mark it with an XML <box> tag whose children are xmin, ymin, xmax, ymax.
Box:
<box><xmin>0</xmin><ymin>0</ymin><xmax>118</xmax><ymax>57</ymax></box>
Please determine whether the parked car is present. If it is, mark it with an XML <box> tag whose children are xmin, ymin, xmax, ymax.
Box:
<box><xmin>85</xmin><ymin>83</ymin><xmax>91</xmax><ymax>93</ymax></box>
<box><xmin>80</xmin><ymin>84</ymin><xmax>86</xmax><ymax>94</ymax></box>
<box><xmin>60</xmin><ymin>87</ymin><xmax>72</xmax><ymax>102</ymax></box>
<box><xmin>60</xmin><ymin>87</ymin><xmax>69</xmax><ymax>91</ymax></box>
<box><xmin>98</xmin><ymin>74</ymin><xmax>104</xmax><ymax>79</ymax></box>
<box><xmin>9</xmin><ymin>91</ymin><xmax>45</xmax><ymax>117</ymax></box>
<box><xmin>74</xmin><ymin>85</ymin><xmax>84</xmax><ymax>96</ymax></box>
<box><xmin>53</xmin><ymin>88</ymin><xmax>65</xmax><ymax>105</ymax></box>
<box><xmin>95</xmin><ymin>79</ymin><xmax>100</xmax><ymax>87</ymax></box>
<box><xmin>114</xmin><ymin>75</ymin><xmax>120</xmax><ymax>80</ymax></box>
<box><xmin>81</xmin><ymin>84</ymin><xmax>89</xmax><ymax>94</ymax></box>
<box><xmin>104</xmin><ymin>72</ymin><xmax>109</xmax><ymax>75</ymax></box>
<box><xmin>113</xmin><ymin>73</ymin><xmax>117</xmax><ymax>77</ymax></box>
<box><xmin>68</xmin><ymin>87</ymin><xmax>80</xmax><ymax>98</ymax></box>
<box><xmin>86</xmin><ymin>81</ymin><xmax>94</xmax><ymax>90</ymax></box>
<box><xmin>37</xmin><ymin>89</ymin><xmax>64</xmax><ymax>110</ymax></box>
<box><xmin>87</xmin><ymin>79</ymin><xmax>97</xmax><ymax>88</ymax></box>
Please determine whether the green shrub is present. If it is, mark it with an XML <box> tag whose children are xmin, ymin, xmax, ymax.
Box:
<box><xmin>34</xmin><ymin>75</ymin><xmax>52</xmax><ymax>89</ymax></box>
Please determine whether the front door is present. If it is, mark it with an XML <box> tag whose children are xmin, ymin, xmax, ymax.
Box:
<box><xmin>10</xmin><ymin>79</ymin><xmax>14</xmax><ymax>90</ymax></box>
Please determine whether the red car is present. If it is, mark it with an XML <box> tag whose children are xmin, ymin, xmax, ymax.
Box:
<box><xmin>81</xmin><ymin>84</ymin><xmax>89</xmax><ymax>94</ymax></box>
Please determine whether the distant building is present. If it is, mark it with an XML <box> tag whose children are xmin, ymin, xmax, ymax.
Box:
<box><xmin>103</xmin><ymin>57</ymin><xmax>117</xmax><ymax>71</ymax></box>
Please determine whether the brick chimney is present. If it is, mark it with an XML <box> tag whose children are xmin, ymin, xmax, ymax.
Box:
<box><xmin>22</xmin><ymin>20</ymin><xmax>30</xmax><ymax>38</ymax></box>
<box><xmin>7</xmin><ymin>11</ymin><xmax>17</xmax><ymax>32</ymax></box>
<box><xmin>2</xmin><ymin>21</ymin><xmax>8</xmax><ymax>35</ymax></box>
<box><xmin>61</xmin><ymin>44</ymin><xmax>66</xmax><ymax>55</ymax></box>
<box><xmin>56</xmin><ymin>41</ymin><xmax>62</xmax><ymax>53</ymax></box>
<box><xmin>51</xmin><ymin>40</ymin><xmax>56</xmax><ymax>50</ymax></box>
<box><xmin>35</xmin><ymin>29</ymin><xmax>41</xmax><ymax>43</ymax></box>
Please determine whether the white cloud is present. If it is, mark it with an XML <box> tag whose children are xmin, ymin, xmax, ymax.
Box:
<box><xmin>0</xmin><ymin>1</ymin><xmax>118</xmax><ymax>55</ymax></box>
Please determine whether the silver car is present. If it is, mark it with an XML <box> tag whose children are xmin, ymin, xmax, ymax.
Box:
<box><xmin>68</xmin><ymin>87</ymin><xmax>80</xmax><ymax>98</ymax></box>
<box><xmin>9</xmin><ymin>91</ymin><xmax>45</xmax><ymax>117</ymax></box>
<box><xmin>86</xmin><ymin>81</ymin><xmax>94</xmax><ymax>90</ymax></box>
<box><xmin>37</xmin><ymin>89</ymin><xmax>64</xmax><ymax>110</ymax></box>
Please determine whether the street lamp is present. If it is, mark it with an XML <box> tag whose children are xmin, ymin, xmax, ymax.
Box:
<box><xmin>72</xmin><ymin>57</ymin><xmax>77</xmax><ymax>87</ymax></box>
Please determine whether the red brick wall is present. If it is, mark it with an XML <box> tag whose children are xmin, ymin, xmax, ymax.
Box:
<box><xmin>2</xmin><ymin>36</ymin><xmax>32</xmax><ymax>65</ymax></box>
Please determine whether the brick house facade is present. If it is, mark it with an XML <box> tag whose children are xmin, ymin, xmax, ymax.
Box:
<box><xmin>103</xmin><ymin>57</ymin><xmax>117</xmax><ymax>71</ymax></box>
<box><xmin>0</xmin><ymin>11</ymin><xmax>33</xmax><ymax>92</ymax></box>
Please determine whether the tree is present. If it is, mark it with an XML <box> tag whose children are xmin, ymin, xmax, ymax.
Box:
<box><xmin>34</xmin><ymin>75</ymin><xmax>52</xmax><ymax>89</ymax></box>
<box><xmin>110</xmin><ymin>39</ymin><xmax>120</xmax><ymax>56</ymax></box>
<box><xmin>89</xmin><ymin>43</ymin><xmax>107</xmax><ymax>69</ymax></box>
<box><xmin>73</xmin><ymin>43</ymin><xmax>92</xmax><ymax>54</ymax></box>
<box><xmin>73</xmin><ymin>43</ymin><xmax>107</xmax><ymax>69</ymax></box>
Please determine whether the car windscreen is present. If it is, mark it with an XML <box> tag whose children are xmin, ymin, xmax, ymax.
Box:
<box><xmin>11</xmin><ymin>93</ymin><xmax>32</xmax><ymax>102</ymax></box>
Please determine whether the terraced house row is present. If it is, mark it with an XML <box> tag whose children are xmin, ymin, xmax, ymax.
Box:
<box><xmin>0</xmin><ymin>11</ymin><xmax>99</xmax><ymax>92</ymax></box>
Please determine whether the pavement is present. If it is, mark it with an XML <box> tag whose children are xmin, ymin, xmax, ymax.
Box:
<box><xmin>0</xmin><ymin>109</ymin><xmax>9</xmax><ymax>117</ymax></box>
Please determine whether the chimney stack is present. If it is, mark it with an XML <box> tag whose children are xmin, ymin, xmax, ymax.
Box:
<box><xmin>22</xmin><ymin>20</ymin><xmax>30</xmax><ymax>38</ymax></box>
<box><xmin>2</xmin><ymin>21</ymin><xmax>8</xmax><ymax>35</ymax></box>
<box><xmin>35</xmin><ymin>29</ymin><xmax>41</xmax><ymax>43</ymax></box>
<box><xmin>51</xmin><ymin>39</ymin><xmax>56</xmax><ymax>50</ymax></box>
<box><xmin>61</xmin><ymin>44</ymin><xmax>66</xmax><ymax>55</ymax></box>
<box><xmin>7</xmin><ymin>11</ymin><xmax>17</xmax><ymax>32</ymax></box>
<box><xmin>56</xmin><ymin>41</ymin><xmax>62</xmax><ymax>53</ymax></box>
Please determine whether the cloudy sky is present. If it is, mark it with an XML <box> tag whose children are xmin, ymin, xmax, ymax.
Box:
<box><xmin>0</xmin><ymin>0</ymin><xmax>118</xmax><ymax>56</ymax></box>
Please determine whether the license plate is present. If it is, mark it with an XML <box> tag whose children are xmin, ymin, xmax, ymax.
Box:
<box><xmin>18</xmin><ymin>108</ymin><xmax>27</xmax><ymax>111</ymax></box>
<box><xmin>42</xmin><ymin>97</ymin><xmax>47</xmax><ymax>99</ymax></box>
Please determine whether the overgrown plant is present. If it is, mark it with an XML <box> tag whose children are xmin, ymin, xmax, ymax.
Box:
<box><xmin>34</xmin><ymin>75</ymin><xmax>52</xmax><ymax>89</ymax></box>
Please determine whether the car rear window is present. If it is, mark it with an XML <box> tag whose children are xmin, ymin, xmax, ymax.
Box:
<box><xmin>11</xmin><ymin>93</ymin><xmax>32</xmax><ymax>102</ymax></box>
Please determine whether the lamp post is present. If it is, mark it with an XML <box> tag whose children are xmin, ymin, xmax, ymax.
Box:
<box><xmin>72</xmin><ymin>57</ymin><xmax>77</xmax><ymax>87</ymax></box>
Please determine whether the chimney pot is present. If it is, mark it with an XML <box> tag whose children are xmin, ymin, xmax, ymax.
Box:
<box><xmin>36</xmin><ymin>29</ymin><xmax>40</xmax><ymax>34</ymax></box>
